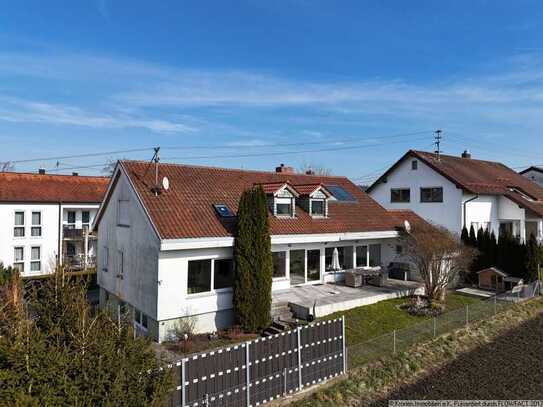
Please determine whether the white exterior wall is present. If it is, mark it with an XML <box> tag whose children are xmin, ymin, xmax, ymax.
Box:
<box><xmin>0</xmin><ymin>203</ymin><xmax>60</xmax><ymax>275</ymax></box>
<box><xmin>97</xmin><ymin>171</ymin><xmax>161</xmax><ymax>323</ymax></box>
<box><xmin>522</xmin><ymin>169</ymin><xmax>543</xmax><ymax>187</ymax></box>
<box><xmin>155</xmin><ymin>236</ymin><xmax>400</xmax><ymax>340</ymax></box>
<box><xmin>369</xmin><ymin>157</ymin><xmax>463</xmax><ymax>233</ymax></box>
<box><xmin>462</xmin><ymin>194</ymin><xmax>499</xmax><ymax>236</ymax></box>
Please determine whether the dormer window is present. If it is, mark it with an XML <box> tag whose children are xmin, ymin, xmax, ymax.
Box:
<box><xmin>310</xmin><ymin>199</ymin><xmax>325</xmax><ymax>216</ymax></box>
<box><xmin>276</xmin><ymin>198</ymin><xmax>293</xmax><ymax>216</ymax></box>
<box><xmin>295</xmin><ymin>184</ymin><xmax>331</xmax><ymax>218</ymax></box>
<box><xmin>259</xmin><ymin>182</ymin><xmax>299</xmax><ymax>218</ymax></box>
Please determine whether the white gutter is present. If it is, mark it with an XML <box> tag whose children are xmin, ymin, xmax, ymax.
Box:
<box><xmin>160</xmin><ymin>230</ymin><xmax>399</xmax><ymax>251</ymax></box>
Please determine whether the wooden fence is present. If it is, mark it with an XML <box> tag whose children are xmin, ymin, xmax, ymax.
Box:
<box><xmin>165</xmin><ymin>317</ymin><xmax>345</xmax><ymax>407</ymax></box>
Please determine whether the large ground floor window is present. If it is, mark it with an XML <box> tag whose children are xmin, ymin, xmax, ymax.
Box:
<box><xmin>272</xmin><ymin>251</ymin><xmax>287</xmax><ymax>278</ymax></box>
<box><xmin>187</xmin><ymin>259</ymin><xmax>212</xmax><ymax>294</ymax></box>
<box><xmin>355</xmin><ymin>244</ymin><xmax>382</xmax><ymax>268</ymax></box>
<box><xmin>187</xmin><ymin>258</ymin><xmax>234</xmax><ymax>295</ymax></box>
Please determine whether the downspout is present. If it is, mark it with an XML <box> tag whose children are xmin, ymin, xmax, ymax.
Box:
<box><xmin>58</xmin><ymin>202</ymin><xmax>62</xmax><ymax>268</ymax></box>
<box><xmin>463</xmin><ymin>195</ymin><xmax>479</xmax><ymax>229</ymax></box>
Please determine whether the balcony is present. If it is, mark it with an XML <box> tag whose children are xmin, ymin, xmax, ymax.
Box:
<box><xmin>63</xmin><ymin>254</ymin><xmax>96</xmax><ymax>271</ymax></box>
<box><xmin>63</xmin><ymin>225</ymin><xmax>96</xmax><ymax>240</ymax></box>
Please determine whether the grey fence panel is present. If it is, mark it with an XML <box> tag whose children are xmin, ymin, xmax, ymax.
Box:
<box><xmin>184</xmin><ymin>343</ymin><xmax>247</xmax><ymax>406</ymax></box>
<box><xmin>165</xmin><ymin>317</ymin><xmax>344</xmax><ymax>407</ymax></box>
<box><xmin>299</xmin><ymin>319</ymin><xmax>344</xmax><ymax>388</ymax></box>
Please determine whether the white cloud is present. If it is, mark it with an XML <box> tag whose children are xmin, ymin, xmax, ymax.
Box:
<box><xmin>0</xmin><ymin>97</ymin><xmax>196</xmax><ymax>134</ymax></box>
<box><xmin>3</xmin><ymin>49</ymin><xmax>543</xmax><ymax>142</ymax></box>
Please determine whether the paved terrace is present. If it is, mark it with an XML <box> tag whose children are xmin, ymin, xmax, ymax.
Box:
<box><xmin>273</xmin><ymin>279</ymin><xmax>424</xmax><ymax>319</ymax></box>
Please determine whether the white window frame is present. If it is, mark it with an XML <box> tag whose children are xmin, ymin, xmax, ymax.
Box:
<box><xmin>354</xmin><ymin>243</ymin><xmax>382</xmax><ymax>268</ymax></box>
<box><xmin>13</xmin><ymin>246</ymin><xmax>25</xmax><ymax>273</ymax></box>
<box><xmin>275</xmin><ymin>197</ymin><xmax>294</xmax><ymax>218</ymax></box>
<box><xmin>14</xmin><ymin>210</ymin><xmax>25</xmax><ymax>238</ymax></box>
<box><xmin>31</xmin><ymin>211</ymin><xmax>42</xmax><ymax>238</ymax></box>
<box><xmin>30</xmin><ymin>246</ymin><xmax>41</xmax><ymax>273</ymax></box>
<box><xmin>186</xmin><ymin>257</ymin><xmax>234</xmax><ymax>297</ymax></box>
<box><xmin>66</xmin><ymin>210</ymin><xmax>77</xmax><ymax>229</ymax></box>
<box><xmin>81</xmin><ymin>210</ymin><xmax>91</xmax><ymax>226</ymax></box>
<box><xmin>272</xmin><ymin>250</ymin><xmax>288</xmax><ymax>280</ymax></box>
<box><xmin>310</xmin><ymin>198</ymin><xmax>326</xmax><ymax>217</ymax></box>
<box><xmin>411</xmin><ymin>160</ymin><xmax>418</xmax><ymax>170</ymax></box>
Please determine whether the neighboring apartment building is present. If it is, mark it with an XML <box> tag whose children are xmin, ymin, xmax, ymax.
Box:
<box><xmin>520</xmin><ymin>166</ymin><xmax>543</xmax><ymax>187</ymax></box>
<box><xmin>367</xmin><ymin>150</ymin><xmax>543</xmax><ymax>243</ymax></box>
<box><xmin>0</xmin><ymin>171</ymin><xmax>109</xmax><ymax>276</ymax></box>
<box><xmin>93</xmin><ymin>160</ymin><xmax>422</xmax><ymax>342</ymax></box>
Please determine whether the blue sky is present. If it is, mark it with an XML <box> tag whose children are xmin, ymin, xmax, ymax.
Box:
<box><xmin>1</xmin><ymin>1</ymin><xmax>543</xmax><ymax>182</ymax></box>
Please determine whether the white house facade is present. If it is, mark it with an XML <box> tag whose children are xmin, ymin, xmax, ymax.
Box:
<box><xmin>0</xmin><ymin>171</ymin><xmax>109</xmax><ymax>276</ymax></box>
<box><xmin>368</xmin><ymin>150</ymin><xmax>543</xmax><ymax>244</ymax></box>
<box><xmin>94</xmin><ymin>161</ymin><xmax>424</xmax><ymax>342</ymax></box>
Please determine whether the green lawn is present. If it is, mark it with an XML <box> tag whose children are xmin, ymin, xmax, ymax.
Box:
<box><xmin>325</xmin><ymin>292</ymin><xmax>481</xmax><ymax>346</ymax></box>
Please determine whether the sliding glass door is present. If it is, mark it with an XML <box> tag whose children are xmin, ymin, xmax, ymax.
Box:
<box><xmin>289</xmin><ymin>250</ymin><xmax>305</xmax><ymax>286</ymax></box>
<box><xmin>307</xmin><ymin>250</ymin><xmax>320</xmax><ymax>282</ymax></box>
<box><xmin>289</xmin><ymin>249</ymin><xmax>322</xmax><ymax>285</ymax></box>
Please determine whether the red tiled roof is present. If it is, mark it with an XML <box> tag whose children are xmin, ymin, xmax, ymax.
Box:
<box><xmin>258</xmin><ymin>181</ymin><xmax>297</xmax><ymax>196</ymax></box>
<box><xmin>119</xmin><ymin>160</ymin><xmax>416</xmax><ymax>240</ymax></box>
<box><xmin>0</xmin><ymin>172</ymin><xmax>109</xmax><ymax>203</ymax></box>
<box><xmin>368</xmin><ymin>150</ymin><xmax>543</xmax><ymax>217</ymax></box>
<box><xmin>293</xmin><ymin>183</ymin><xmax>330</xmax><ymax>196</ymax></box>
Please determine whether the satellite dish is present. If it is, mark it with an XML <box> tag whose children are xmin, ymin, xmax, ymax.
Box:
<box><xmin>162</xmin><ymin>176</ymin><xmax>170</xmax><ymax>191</ymax></box>
<box><xmin>403</xmin><ymin>220</ymin><xmax>411</xmax><ymax>233</ymax></box>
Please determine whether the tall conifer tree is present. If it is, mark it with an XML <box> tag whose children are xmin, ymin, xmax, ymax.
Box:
<box><xmin>233</xmin><ymin>186</ymin><xmax>273</xmax><ymax>331</ymax></box>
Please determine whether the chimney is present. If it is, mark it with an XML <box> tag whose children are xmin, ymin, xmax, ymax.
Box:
<box><xmin>305</xmin><ymin>169</ymin><xmax>315</xmax><ymax>175</ymax></box>
<box><xmin>461</xmin><ymin>150</ymin><xmax>472</xmax><ymax>159</ymax></box>
<box><xmin>275</xmin><ymin>163</ymin><xmax>295</xmax><ymax>174</ymax></box>
<box><xmin>72</xmin><ymin>172</ymin><xmax>79</xmax><ymax>176</ymax></box>
<box><xmin>38</xmin><ymin>168</ymin><xmax>46</xmax><ymax>175</ymax></box>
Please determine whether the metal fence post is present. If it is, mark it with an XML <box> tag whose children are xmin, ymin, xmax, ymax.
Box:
<box><xmin>246</xmin><ymin>342</ymin><xmax>251</xmax><ymax>407</ymax></box>
<box><xmin>494</xmin><ymin>296</ymin><xmax>497</xmax><ymax>315</ymax></box>
<box><xmin>181</xmin><ymin>359</ymin><xmax>186</xmax><ymax>407</ymax></box>
<box><xmin>465</xmin><ymin>304</ymin><xmax>469</xmax><ymax>325</ymax></box>
<box><xmin>283</xmin><ymin>368</ymin><xmax>287</xmax><ymax>396</ymax></box>
<box><xmin>297</xmin><ymin>327</ymin><xmax>303</xmax><ymax>390</ymax></box>
<box><xmin>393</xmin><ymin>329</ymin><xmax>396</xmax><ymax>354</ymax></box>
<box><xmin>433</xmin><ymin>317</ymin><xmax>437</xmax><ymax>337</ymax></box>
<box><xmin>342</xmin><ymin>315</ymin><xmax>347</xmax><ymax>373</ymax></box>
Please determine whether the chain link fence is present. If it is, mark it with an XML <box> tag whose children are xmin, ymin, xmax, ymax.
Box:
<box><xmin>346</xmin><ymin>281</ymin><xmax>541</xmax><ymax>369</ymax></box>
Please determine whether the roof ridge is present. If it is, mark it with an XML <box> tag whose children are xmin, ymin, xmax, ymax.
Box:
<box><xmin>411</xmin><ymin>149</ymin><xmax>512</xmax><ymax>166</ymax></box>
<box><xmin>120</xmin><ymin>159</ymin><xmax>348</xmax><ymax>180</ymax></box>
<box><xmin>0</xmin><ymin>171</ymin><xmax>109</xmax><ymax>180</ymax></box>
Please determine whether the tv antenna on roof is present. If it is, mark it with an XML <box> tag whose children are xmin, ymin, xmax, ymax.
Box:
<box><xmin>147</xmin><ymin>147</ymin><xmax>162</xmax><ymax>196</ymax></box>
<box><xmin>434</xmin><ymin>129</ymin><xmax>443</xmax><ymax>160</ymax></box>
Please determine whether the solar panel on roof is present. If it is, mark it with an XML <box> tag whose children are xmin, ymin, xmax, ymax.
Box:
<box><xmin>213</xmin><ymin>204</ymin><xmax>235</xmax><ymax>217</ymax></box>
<box><xmin>325</xmin><ymin>185</ymin><xmax>357</xmax><ymax>202</ymax></box>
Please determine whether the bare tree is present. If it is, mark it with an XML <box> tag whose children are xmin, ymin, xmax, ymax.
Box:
<box><xmin>298</xmin><ymin>162</ymin><xmax>332</xmax><ymax>176</ymax></box>
<box><xmin>1</xmin><ymin>161</ymin><xmax>15</xmax><ymax>172</ymax></box>
<box><xmin>399</xmin><ymin>222</ymin><xmax>476</xmax><ymax>303</ymax></box>
<box><xmin>102</xmin><ymin>157</ymin><xmax>123</xmax><ymax>175</ymax></box>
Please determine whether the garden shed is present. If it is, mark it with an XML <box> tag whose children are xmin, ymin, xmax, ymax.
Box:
<box><xmin>477</xmin><ymin>267</ymin><xmax>522</xmax><ymax>291</ymax></box>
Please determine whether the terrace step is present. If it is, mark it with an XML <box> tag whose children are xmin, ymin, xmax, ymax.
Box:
<box><xmin>262</xmin><ymin>326</ymin><xmax>283</xmax><ymax>337</ymax></box>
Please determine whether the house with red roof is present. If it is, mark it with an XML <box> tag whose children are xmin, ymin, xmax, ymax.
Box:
<box><xmin>367</xmin><ymin>150</ymin><xmax>543</xmax><ymax>243</ymax></box>
<box><xmin>0</xmin><ymin>170</ymin><xmax>109</xmax><ymax>276</ymax></box>
<box><xmin>93</xmin><ymin>160</ymin><xmax>424</xmax><ymax>342</ymax></box>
